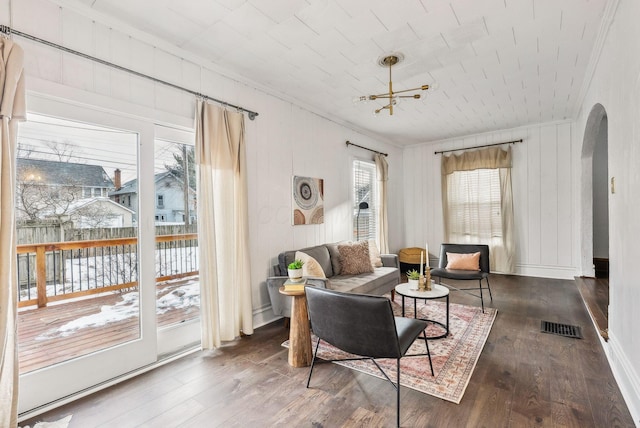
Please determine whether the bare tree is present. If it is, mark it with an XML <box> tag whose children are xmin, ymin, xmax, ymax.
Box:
<box><xmin>46</xmin><ymin>140</ymin><xmax>79</xmax><ymax>162</ymax></box>
<box><xmin>71</xmin><ymin>203</ymin><xmax>117</xmax><ymax>228</ymax></box>
<box><xmin>16</xmin><ymin>181</ymin><xmax>78</xmax><ymax>222</ymax></box>
<box><xmin>17</xmin><ymin>143</ymin><xmax>35</xmax><ymax>159</ymax></box>
<box><xmin>16</xmin><ymin>178</ymin><xmax>110</xmax><ymax>227</ymax></box>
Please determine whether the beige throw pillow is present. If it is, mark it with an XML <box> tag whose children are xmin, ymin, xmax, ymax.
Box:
<box><xmin>295</xmin><ymin>251</ymin><xmax>326</xmax><ymax>278</ymax></box>
<box><xmin>368</xmin><ymin>239</ymin><xmax>383</xmax><ymax>267</ymax></box>
<box><xmin>446</xmin><ymin>252</ymin><xmax>481</xmax><ymax>271</ymax></box>
<box><xmin>338</xmin><ymin>241</ymin><xmax>374</xmax><ymax>275</ymax></box>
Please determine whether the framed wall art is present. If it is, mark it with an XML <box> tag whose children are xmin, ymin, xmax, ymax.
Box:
<box><xmin>292</xmin><ymin>176</ymin><xmax>324</xmax><ymax>225</ymax></box>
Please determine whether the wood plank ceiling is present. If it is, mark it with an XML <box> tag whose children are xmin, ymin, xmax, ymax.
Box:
<box><xmin>60</xmin><ymin>0</ymin><xmax>608</xmax><ymax>145</ymax></box>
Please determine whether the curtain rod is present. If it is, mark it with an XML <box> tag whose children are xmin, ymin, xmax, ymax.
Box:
<box><xmin>345</xmin><ymin>141</ymin><xmax>388</xmax><ymax>157</ymax></box>
<box><xmin>434</xmin><ymin>138</ymin><xmax>523</xmax><ymax>155</ymax></box>
<box><xmin>0</xmin><ymin>25</ymin><xmax>259</xmax><ymax>120</ymax></box>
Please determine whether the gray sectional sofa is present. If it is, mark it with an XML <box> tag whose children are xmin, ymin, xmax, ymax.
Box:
<box><xmin>266</xmin><ymin>242</ymin><xmax>400</xmax><ymax>318</ymax></box>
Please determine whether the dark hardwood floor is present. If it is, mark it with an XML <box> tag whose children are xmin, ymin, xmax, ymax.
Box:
<box><xmin>575</xmin><ymin>276</ymin><xmax>609</xmax><ymax>340</ymax></box>
<box><xmin>20</xmin><ymin>275</ymin><xmax>635</xmax><ymax>427</ymax></box>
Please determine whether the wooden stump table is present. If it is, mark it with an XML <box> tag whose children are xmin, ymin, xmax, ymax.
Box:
<box><xmin>279</xmin><ymin>286</ymin><xmax>312</xmax><ymax>367</ymax></box>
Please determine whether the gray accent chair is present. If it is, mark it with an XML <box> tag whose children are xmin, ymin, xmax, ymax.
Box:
<box><xmin>305</xmin><ymin>287</ymin><xmax>433</xmax><ymax>428</ymax></box>
<box><xmin>430</xmin><ymin>243</ymin><xmax>492</xmax><ymax>312</ymax></box>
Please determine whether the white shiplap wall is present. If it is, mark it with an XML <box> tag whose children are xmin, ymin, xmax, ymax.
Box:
<box><xmin>402</xmin><ymin>121</ymin><xmax>576</xmax><ymax>279</ymax></box>
<box><xmin>1</xmin><ymin>0</ymin><xmax>405</xmax><ymax>328</ymax></box>
<box><xmin>574</xmin><ymin>0</ymin><xmax>640</xmax><ymax>422</ymax></box>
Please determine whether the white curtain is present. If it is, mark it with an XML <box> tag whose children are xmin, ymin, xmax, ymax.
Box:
<box><xmin>0</xmin><ymin>37</ymin><xmax>25</xmax><ymax>428</ymax></box>
<box><xmin>195</xmin><ymin>100</ymin><xmax>253</xmax><ymax>349</ymax></box>
<box><xmin>374</xmin><ymin>154</ymin><xmax>389</xmax><ymax>253</ymax></box>
<box><xmin>441</xmin><ymin>146</ymin><xmax>515</xmax><ymax>273</ymax></box>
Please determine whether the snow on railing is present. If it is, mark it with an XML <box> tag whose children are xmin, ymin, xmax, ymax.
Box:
<box><xmin>16</xmin><ymin>234</ymin><xmax>198</xmax><ymax>308</ymax></box>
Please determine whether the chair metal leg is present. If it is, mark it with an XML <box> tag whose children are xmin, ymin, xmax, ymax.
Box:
<box><xmin>306</xmin><ymin>337</ymin><xmax>322</xmax><ymax>387</ymax></box>
<box><xmin>486</xmin><ymin>277</ymin><xmax>493</xmax><ymax>300</ymax></box>
<box><xmin>396</xmin><ymin>359</ymin><xmax>401</xmax><ymax>428</ymax></box>
<box><xmin>422</xmin><ymin>331</ymin><xmax>434</xmax><ymax>376</ymax></box>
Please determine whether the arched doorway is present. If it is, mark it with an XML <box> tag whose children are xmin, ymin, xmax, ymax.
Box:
<box><xmin>592</xmin><ymin>117</ymin><xmax>609</xmax><ymax>277</ymax></box>
<box><xmin>579</xmin><ymin>103</ymin><xmax>609</xmax><ymax>339</ymax></box>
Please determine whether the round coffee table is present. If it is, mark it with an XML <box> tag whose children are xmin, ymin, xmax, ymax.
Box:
<box><xmin>395</xmin><ymin>282</ymin><xmax>450</xmax><ymax>339</ymax></box>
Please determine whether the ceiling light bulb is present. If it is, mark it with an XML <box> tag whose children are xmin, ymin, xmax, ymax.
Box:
<box><xmin>352</xmin><ymin>95</ymin><xmax>369</xmax><ymax>104</ymax></box>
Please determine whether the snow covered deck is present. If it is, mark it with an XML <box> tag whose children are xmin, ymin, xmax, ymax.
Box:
<box><xmin>17</xmin><ymin>278</ymin><xmax>199</xmax><ymax>374</ymax></box>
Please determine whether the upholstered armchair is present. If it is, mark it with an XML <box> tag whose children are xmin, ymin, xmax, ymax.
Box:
<box><xmin>305</xmin><ymin>287</ymin><xmax>433</xmax><ymax>428</ymax></box>
<box><xmin>430</xmin><ymin>243</ymin><xmax>492</xmax><ymax>312</ymax></box>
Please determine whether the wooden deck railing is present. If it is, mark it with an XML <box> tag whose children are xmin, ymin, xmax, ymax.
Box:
<box><xmin>16</xmin><ymin>234</ymin><xmax>198</xmax><ymax>308</ymax></box>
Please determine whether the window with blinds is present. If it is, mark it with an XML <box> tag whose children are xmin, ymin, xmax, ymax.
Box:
<box><xmin>446</xmin><ymin>168</ymin><xmax>503</xmax><ymax>243</ymax></box>
<box><xmin>352</xmin><ymin>159</ymin><xmax>377</xmax><ymax>241</ymax></box>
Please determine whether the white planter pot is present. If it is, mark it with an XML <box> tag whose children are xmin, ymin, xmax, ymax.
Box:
<box><xmin>408</xmin><ymin>279</ymin><xmax>419</xmax><ymax>290</ymax></box>
<box><xmin>288</xmin><ymin>268</ymin><xmax>303</xmax><ymax>282</ymax></box>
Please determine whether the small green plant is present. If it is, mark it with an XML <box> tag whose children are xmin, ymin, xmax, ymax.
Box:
<box><xmin>288</xmin><ymin>259</ymin><xmax>304</xmax><ymax>270</ymax></box>
<box><xmin>406</xmin><ymin>269</ymin><xmax>420</xmax><ymax>280</ymax></box>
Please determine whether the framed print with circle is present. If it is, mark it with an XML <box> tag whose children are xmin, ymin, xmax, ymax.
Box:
<box><xmin>292</xmin><ymin>176</ymin><xmax>324</xmax><ymax>225</ymax></box>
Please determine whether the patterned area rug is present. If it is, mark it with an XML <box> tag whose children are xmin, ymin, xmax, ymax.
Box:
<box><xmin>284</xmin><ymin>297</ymin><xmax>497</xmax><ymax>404</ymax></box>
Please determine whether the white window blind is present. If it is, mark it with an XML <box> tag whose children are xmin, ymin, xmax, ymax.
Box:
<box><xmin>446</xmin><ymin>168</ymin><xmax>502</xmax><ymax>244</ymax></box>
<box><xmin>352</xmin><ymin>159</ymin><xmax>377</xmax><ymax>241</ymax></box>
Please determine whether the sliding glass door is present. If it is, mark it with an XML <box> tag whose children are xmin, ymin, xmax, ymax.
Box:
<box><xmin>17</xmin><ymin>95</ymin><xmax>158</xmax><ymax>413</ymax></box>
<box><xmin>154</xmin><ymin>127</ymin><xmax>201</xmax><ymax>356</ymax></box>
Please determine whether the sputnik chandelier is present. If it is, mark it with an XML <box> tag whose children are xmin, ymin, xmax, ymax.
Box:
<box><xmin>354</xmin><ymin>53</ymin><xmax>431</xmax><ymax>115</ymax></box>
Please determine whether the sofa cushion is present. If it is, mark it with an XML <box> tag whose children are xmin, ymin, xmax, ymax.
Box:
<box><xmin>279</xmin><ymin>245</ymin><xmax>334</xmax><ymax>278</ymax></box>
<box><xmin>326</xmin><ymin>241</ymin><xmax>346</xmax><ymax>276</ymax></box>
<box><xmin>339</xmin><ymin>241</ymin><xmax>374</xmax><ymax>275</ymax></box>
<box><xmin>328</xmin><ymin>267</ymin><xmax>398</xmax><ymax>294</ymax></box>
<box><xmin>295</xmin><ymin>251</ymin><xmax>326</xmax><ymax>278</ymax></box>
<box><xmin>368</xmin><ymin>239</ymin><xmax>383</xmax><ymax>267</ymax></box>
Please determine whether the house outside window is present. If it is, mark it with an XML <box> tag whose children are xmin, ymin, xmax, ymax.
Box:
<box><xmin>157</xmin><ymin>194</ymin><xmax>164</xmax><ymax>208</ymax></box>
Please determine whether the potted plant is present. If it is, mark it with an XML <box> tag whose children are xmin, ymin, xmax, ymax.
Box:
<box><xmin>406</xmin><ymin>269</ymin><xmax>420</xmax><ymax>290</ymax></box>
<box><xmin>288</xmin><ymin>259</ymin><xmax>304</xmax><ymax>282</ymax></box>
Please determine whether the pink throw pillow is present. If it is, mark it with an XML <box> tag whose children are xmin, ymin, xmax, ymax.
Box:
<box><xmin>446</xmin><ymin>252</ymin><xmax>481</xmax><ymax>271</ymax></box>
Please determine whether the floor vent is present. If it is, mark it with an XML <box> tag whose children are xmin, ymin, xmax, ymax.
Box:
<box><xmin>540</xmin><ymin>321</ymin><xmax>583</xmax><ymax>339</ymax></box>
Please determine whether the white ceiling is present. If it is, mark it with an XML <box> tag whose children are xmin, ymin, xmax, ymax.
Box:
<box><xmin>66</xmin><ymin>0</ymin><xmax>608</xmax><ymax>145</ymax></box>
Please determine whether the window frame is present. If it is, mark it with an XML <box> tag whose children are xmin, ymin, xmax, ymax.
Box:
<box><xmin>351</xmin><ymin>158</ymin><xmax>378</xmax><ymax>242</ymax></box>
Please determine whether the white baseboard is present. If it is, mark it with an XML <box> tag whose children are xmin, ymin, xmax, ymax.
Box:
<box><xmin>513</xmin><ymin>264</ymin><xmax>577</xmax><ymax>279</ymax></box>
<box><xmin>253</xmin><ymin>305</ymin><xmax>280</xmax><ymax>329</ymax></box>
<box><xmin>607</xmin><ymin>332</ymin><xmax>640</xmax><ymax>427</ymax></box>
